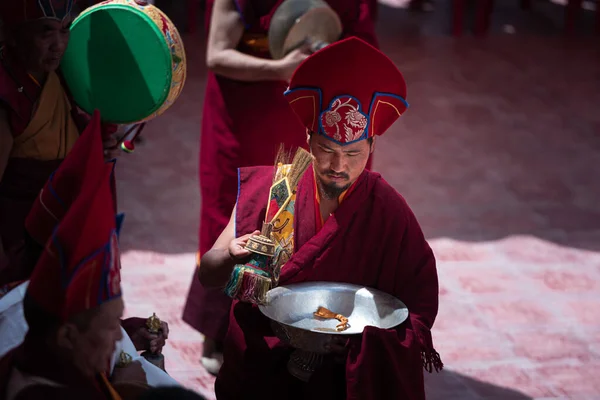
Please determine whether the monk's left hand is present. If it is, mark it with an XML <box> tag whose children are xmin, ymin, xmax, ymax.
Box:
<box><xmin>325</xmin><ymin>337</ymin><xmax>350</xmax><ymax>364</ymax></box>
<box><xmin>121</xmin><ymin>317</ymin><xmax>170</xmax><ymax>353</ymax></box>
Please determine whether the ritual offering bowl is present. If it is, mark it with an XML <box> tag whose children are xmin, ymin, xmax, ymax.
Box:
<box><xmin>258</xmin><ymin>282</ymin><xmax>409</xmax><ymax>382</ymax></box>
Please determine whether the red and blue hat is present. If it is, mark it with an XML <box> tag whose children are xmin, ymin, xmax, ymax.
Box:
<box><xmin>285</xmin><ymin>37</ymin><xmax>408</xmax><ymax>145</ymax></box>
<box><xmin>27</xmin><ymin>162</ymin><xmax>122</xmax><ymax>320</ymax></box>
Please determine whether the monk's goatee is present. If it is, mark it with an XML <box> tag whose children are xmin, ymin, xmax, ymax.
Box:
<box><xmin>317</xmin><ymin>175</ymin><xmax>351</xmax><ymax>200</ymax></box>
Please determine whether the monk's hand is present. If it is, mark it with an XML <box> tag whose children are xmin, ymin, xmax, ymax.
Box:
<box><xmin>111</xmin><ymin>360</ymin><xmax>147</xmax><ymax>384</ymax></box>
<box><xmin>325</xmin><ymin>337</ymin><xmax>350</xmax><ymax>364</ymax></box>
<box><xmin>228</xmin><ymin>230</ymin><xmax>261</xmax><ymax>261</ymax></box>
<box><xmin>121</xmin><ymin>317</ymin><xmax>169</xmax><ymax>353</ymax></box>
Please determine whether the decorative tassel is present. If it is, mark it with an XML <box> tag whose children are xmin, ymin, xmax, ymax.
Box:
<box><xmin>224</xmin><ymin>265</ymin><xmax>244</xmax><ymax>297</ymax></box>
<box><xmin>238</xmin><ymin>269</ymin><xmax>272</xmax><ymax>304</ymax></box>
<box><xmin>413</xmin><ymin>319</ymin><xmax>443</xmax><ymax>373</ymax></box>
<box><xmin>224</xmin><ymin>234</ymin><xmax>274</xmax><ymax>305</ymax></box>
<box><xmin>225</xmin><ymin>265</ymin><xmax>272</xmax><ymax>305</ymax></box>
<box><xmin>421</xmin><ymin>349</ymin><xmax>443</xmax><ymax>373</ymax></box>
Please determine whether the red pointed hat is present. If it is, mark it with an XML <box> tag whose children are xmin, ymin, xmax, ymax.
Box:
<box><xmin>0</xmin><ymin>0</ymin><xmax>77</xmax><ymax>30</ymax></box>
<box><xmin>27</xmin><ymin>163</ymin><xmax>122</xmax><ymax>321</ymax></box>
<box><xmin>25</xmin><ymin>110</ymin><xmax>105</xmax><ymax>246</ymax></box>
<box><xmin>284</xmin><ymin>37</ymin><xmax>408</xmax><ymax>145</ymax></box>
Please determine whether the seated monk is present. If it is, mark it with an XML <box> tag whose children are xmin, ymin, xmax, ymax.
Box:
<box><xmin>0</xmin><ymin>0</ymin><xmax>119</xmax><ymax>285</ymax></box>
<box><xmin>0</xmin><ymin>112</ymin><xmax>169</xmax><ymax>362</ymax></box>
<box><xmin>198</xmin><ymin>37</ymin><xmax>443</xmax><ymax>400</ymax></box>
<box><xmin>0</xmin><ymin>160</ymin><xmax>151</xmax><ymax>399</ymax></box>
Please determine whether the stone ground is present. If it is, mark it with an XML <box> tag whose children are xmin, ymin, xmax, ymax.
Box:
<box><xmin>115</xmin><ymin>1</ymin><xmax>600</xmax><ymax>399</ymax></box>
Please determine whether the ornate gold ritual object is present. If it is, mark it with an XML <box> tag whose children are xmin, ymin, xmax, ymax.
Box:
<box><xmin>146</xmin><ymin>313</ymin><xmax>161</xmax><ymax>334</ymax></box>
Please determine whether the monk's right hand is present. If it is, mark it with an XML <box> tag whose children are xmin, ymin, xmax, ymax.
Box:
<box><xmin>276</xmin><ymin>47</ymin><xmax>311</xmax><ymax>82</ymax></box>
<box><xmin>228</xmin><ymin>230</ymin><xmax>260</xmax><ymax>261</ymax></box>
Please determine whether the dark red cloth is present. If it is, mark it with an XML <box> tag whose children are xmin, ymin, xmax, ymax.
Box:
<box><xmin>183</xmin><ymin>0</ymin><xmax>378</xmax><ymax>343</ymax></box>
<box><xmin>0</xmin><ymin>158</ymin><xmax>62</xmax><ymax>284</ymax></box>
<box><xmin>24</xmin><ymin>110</ymin><xmax>104</xmax><ymax>248</ymax></box>
<box><xmin>0</xmin><ymin>49</ymin><xmax>101</xmax><ymax>286</ymax></box>
<box><xmin>0</xmin><ymin>51</ymin><xmax>54</xmax><ymax>283</ymax></box>
<box><xmin>215</xmin><ymin>165</ymin><xmax>441</xmax><ymax>399</ymax></box>
<box><xmin>27</xmin><ymin>163</ymin><xmax>120</xmax><ymax>320</ymax></box>
<box><xmin>0</xmin><ymin>48</ymin><xmax>42</xmax><ymax>137</ymax></box>
<box><xmin>0</xmin><ymin>336</ymin><xmax>112</xmax><ymax>399</ymax></box>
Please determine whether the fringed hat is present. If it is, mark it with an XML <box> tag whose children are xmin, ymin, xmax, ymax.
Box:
<box><xmin>284</xmin><ymin>37</ymin><xmax>408</xmax><ymax>145</ymax></box>
<box><xmin>0</xmin><ymin>0</ymin><xmax>77</xmax><ymax>30</ymax></box>
<box><xmin>25</xmin><ymin>110</ymin><xmax>105</xmax><ymax>246</ymax></box>
<box><xmin>26</xmin><ymin>163</ymin><xmax>122</xmax><ymax>321</ymax></box>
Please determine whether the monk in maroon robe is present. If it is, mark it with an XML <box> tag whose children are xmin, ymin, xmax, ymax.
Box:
<box><xmin>198</xmin><ymin>37</ymin><xmax>442</xmax><ymax>399</ymax></box>
<box><xmin>183</xmin><ymin>0</ymin><xmax>379</xmax><ymax>374</ymax></box>
<box><xmin>0</xmin><ymin>111</ymin><xmax>169</xmax><ymax>362</ymax></box>
<box><xmin>0</xmin><ymin>160</ymin><xmax>149</xmax><ymax>399</ymax></box>
<box><xmin>0</xmin><ymin>0</ymin><xmax>119</xmax><ymax>285</ymax></box>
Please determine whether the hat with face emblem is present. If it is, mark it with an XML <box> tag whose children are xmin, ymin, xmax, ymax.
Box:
<box><xmin>26</xmin><ymin>160</ymin><xmax>122</xmax><ymax>321</ymax></box>
<box><xmin>284</xmin><ymin>36</ymin><xmax>408</xmax><ymax>146</ymax></box>
<box><xmin>0</xmin><ymin>0</ymin><xmax>77</xmax><ymax>30</ymax></box>
<box><xmin>25</xmin><ymin>110</ymin><xmax>106</xmax><ymax>247</ymax></box>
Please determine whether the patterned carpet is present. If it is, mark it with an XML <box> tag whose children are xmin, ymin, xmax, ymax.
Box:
<box><xmin>115</xmin><ymin>2</ymin><xmax>600</xmax><ymax>399</ymax></box>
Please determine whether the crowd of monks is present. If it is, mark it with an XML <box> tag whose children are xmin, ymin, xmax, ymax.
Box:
<box><xmin>0</xmin><ymin>0</ymin><xmax>442</xmax><ymax>399</ymax></box>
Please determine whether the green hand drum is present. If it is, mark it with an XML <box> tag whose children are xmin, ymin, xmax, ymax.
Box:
<box><xmin>60</xmin><ymin>0</ymin><xmax>186</xmax><ymax>125</ymax></box>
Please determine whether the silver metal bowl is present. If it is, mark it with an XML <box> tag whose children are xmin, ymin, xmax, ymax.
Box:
<box><xmin>258</xmin><ymin>282</ymin><xmax>409</xmax><ymax>381</ymax></box>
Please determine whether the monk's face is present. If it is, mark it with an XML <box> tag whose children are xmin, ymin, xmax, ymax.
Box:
<box><xmin>309</xmin><ymin>133</ymin><xmax>374</xmax><ymax>199</ymax></box>
<box><xmin>10</xmin><ymin>17</ymin><xmax>72</xmax><ymax>74</ymax></box>
<box><xmin>58</xmin><ymin>297</ymin><xmax>124</xmax><ymax>377</ymax></box>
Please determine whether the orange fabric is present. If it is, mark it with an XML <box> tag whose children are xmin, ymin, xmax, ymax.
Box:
<box><xmin>10</xmin><ymin>72</ymin><xmax>79</xmax><ymax>161</ymax></box>
<box><xmin>100</xmin><ymin>373</ymin><xmax>122</xmax><ymax>400</ymax></box>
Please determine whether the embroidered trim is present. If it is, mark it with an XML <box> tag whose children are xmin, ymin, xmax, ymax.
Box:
<box><xmin>284</xmin><ymin>87</ymin><xmax>322</xmax><ymax>132</ymax></box>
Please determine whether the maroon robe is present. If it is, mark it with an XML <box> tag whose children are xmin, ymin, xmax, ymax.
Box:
<box><xmin>183</xmin><ymin>0</ymin><xmax>379</xmax><ymax>344</ymax></box>
<box><xmin>0</xmin><ymin>49</ymin><xmax>90</xmax><ymax>285</ymax></box>
<box><xmin>215</xmin><ymin>165</ymin><xmax>442</xmax><ymax>399</ymax></box>
<box><xmin>0</xmin><ymin>50</ymin><xmax>60</xmax><ymax>284</ymax></box>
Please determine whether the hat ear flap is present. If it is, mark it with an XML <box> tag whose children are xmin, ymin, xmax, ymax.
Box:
<box><xmin>284</xmin><ymin>87</ymin><xmax>323</xmax><ymax>133</ymax></box>
<box><xmin>368</xmin><ymin>92</ymin><xmax>409</xmax><ymax>137</ymax></box>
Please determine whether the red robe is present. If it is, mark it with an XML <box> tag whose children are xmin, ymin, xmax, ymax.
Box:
<box><xmin>0</xmin><ymin>49</ymin><xmax>92</xmax><ymax>285</ymax></box>
<box><xmin>215</xmin><ymin>165</ymin><xmax>442</xmax><ymax>399</ymax></box>
<box><xmin>183</xmin><ymin>0</ymin><xmax>379</xmax><ymax>344</ymax></box>
<box><xmin>0</xmin><ymin>52</ymin><xmax>57</xmax><ymax>284</ymax></box>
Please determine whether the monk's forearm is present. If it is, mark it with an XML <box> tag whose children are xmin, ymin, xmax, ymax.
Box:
<box><xmin>207</xmin><ymin>50</ymin><xmax>287</xmax><ymax>82</ymax></box>
<box><xmin>198</xmin><ymin>248</ymin><xmax>237</xmax><ymax>288</ymax></box>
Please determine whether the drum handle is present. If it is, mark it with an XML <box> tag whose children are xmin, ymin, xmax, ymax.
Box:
<box><xmin>116</xmin><ymin>123</ymin><xmax>147</xmax><ymax>153</ymax></box>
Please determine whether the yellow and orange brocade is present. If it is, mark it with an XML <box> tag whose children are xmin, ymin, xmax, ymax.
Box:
<box><xmin>9</xmin><ymin>71</ymin><xmax>79</xmax><ymax>161</ymax></box>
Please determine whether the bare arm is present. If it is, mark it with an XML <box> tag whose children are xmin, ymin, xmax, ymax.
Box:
<box><xmin>206</xmin><ymin>0</ymin><xmax>309</xmax><ymax>82</ymax></box>
<box><xmin>198</xmin><ymin>205</ymin><xmax>260</xmax><ymax>288</ymax></box>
